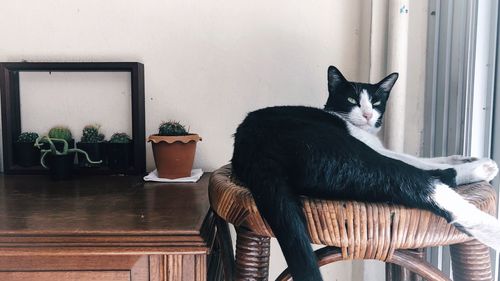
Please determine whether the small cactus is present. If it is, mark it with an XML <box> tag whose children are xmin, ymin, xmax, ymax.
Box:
<box><xmin>158</xmin><ymin>121</ymin><xmax>188</xmax><ymax>136</ymax></box>
<box><xmin>17</xmin><ymin>132</ymin><xmax>39</xmax><ymax>143</ymax></box>
<box><xmin>109</xmin><ymin>133</ymin><xmax>131</xmax><ymax>143</ymax></box>
<box><xmin>81</xmin><ymin>125</ymin><xmax>105</xmax><ymax>143</ymax></box>
<box><xmin>48</xmin><ymin>126</ymin><xmax>72</xmax><ymax>141</ymax></box>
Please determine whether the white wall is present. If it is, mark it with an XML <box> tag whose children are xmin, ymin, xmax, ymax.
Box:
<box><xmin>404</xmin><ymin>0</ymin><xmax>429</xmax><ymax>157</ymax></box>
<box><xmin>0</xmin><ymin>1</ymin><xmax>371</xmax><ymax>280</ymax></box>
<box><xmin>0</xmin><ymin>0</ymin><xmax>369</xmax><ymax>172</ymax></box>
<box><xmin>19</xmin><ymin>72</ymin><xmax>133</xmax><ymax>139</ymax></box>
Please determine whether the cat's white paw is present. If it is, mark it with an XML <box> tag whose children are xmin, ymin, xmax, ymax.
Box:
<box><xmin>455</xmin><ymin>158</ymin><xmax>499</xmax><ymax>185</ymax></box>
<box><xmin>472</xmin><ymin>159</ymin><xmax>498</xmax><ymax>182</ymax></box>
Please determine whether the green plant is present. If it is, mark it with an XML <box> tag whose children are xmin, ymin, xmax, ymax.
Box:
<box><xmin>109</xmin><ymin>133</ymin><xmax>131</xmax><ymax>143</ymax></box>
<box><xmin>17</xmin><ymin>132</ymin><xmax>39</xmax><ymax>143</ymax></box>
<box><xmin>158</xmin><ymin>121</ymin><xmax>189</xmax><ymax>136</ymax></box>
<box><xmin>48</xmin><ymin>126</ymin><xmax>72</xmax><ymax>141</ymax></box>
<box><xmin>81</xmin><ymin>125</ymin><xmax>105</xmax><ymax>143</ymax></box>
<box><xmin>34</xmin><ymin>136</ymin><xmax>102</xmax><ymax>169</ymax></box>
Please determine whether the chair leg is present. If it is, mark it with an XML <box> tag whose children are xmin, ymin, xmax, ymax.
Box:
<box><xmin>235</xmin><ymin>227</ymin><xmax>271</xmax><ymax>281</ymax></box>
<box><xmin>386</xmin><ymin>249</ymin><xmax>425</xmax><ymax>281</ymax></box>
<box><xmin>450</xmin><ymin>240</ymin><xmax>493</xmax><ymax>281</ymax></box>
<box><xmin>387</xmin><ymin>263</ymin><xmax>411</xmax><ymax>281</ymax></box>
<box><xmin>389</xmin><ymin>250</ymin><xmax>450</xmax><ymax>281</ymax></box>
<box><xmin>215</xmin><ymin>215</ymin><xmax>235</xmax><ymax>281</ymax></box>
<box><xmin>409</xmin><ymin>249</ymin><xmax>425</xmax><ymax>281</ymax></box>
<box><xmin>386</xmin><ymin>263</ymin><xmax>395</xmax><ymax>281</ymax></box>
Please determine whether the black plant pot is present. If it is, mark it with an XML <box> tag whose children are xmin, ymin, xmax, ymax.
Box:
<box><xmin>77</xmin><ymin>142</ymin><xmax>105</xmax><ymax>167</ymax></box>
<box><xmin>107</xmin><ymin>142</ymin><xmax>133</xmax><ymax>173</ymax></box>
<box><xmin>41</xmin><ymin>139</ymin><xmax>75</xmax><ymax>151</ymax></box>
<box><xmin>13</xmin><ymin>142</ymin><xmax>40</xmax><ymax>167</ymax></box>
<box><xmin>56</xmin><ymin>139</ymin><xmax>75</xmax><ymax>151</ymax></box>
<box><xmin>46</xmin><ymin>153</ymin><xmax>75</xmax><ymax>180</ymax></box>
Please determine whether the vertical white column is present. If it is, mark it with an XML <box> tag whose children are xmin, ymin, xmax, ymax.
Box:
<box><xmin>369</xmin><ymin>0</ymin><xmax>389</xmax><ymax>83</ymax></box>
<box><xmin>383</xmin><ymin>0</ymin><xmax>409</xmax><ymax>152</ymax></box>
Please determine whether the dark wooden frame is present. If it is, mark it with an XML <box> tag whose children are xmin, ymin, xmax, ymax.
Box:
<box><xmin>0</xmin><ymin>62</ymin><xmax>146</xmax><ymax>175</ymax></box>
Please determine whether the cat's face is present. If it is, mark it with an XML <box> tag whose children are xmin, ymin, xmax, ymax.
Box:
<box><xmin>324</xmin><ymin>66</ymin><xmax>398</xmax><ymax>134</ymax></box>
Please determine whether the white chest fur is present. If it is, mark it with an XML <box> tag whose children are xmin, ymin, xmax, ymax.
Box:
<box><xmin>345</xmin><ymin>121</ymin><xmax>384</xmax><ymax>150</ymax></box>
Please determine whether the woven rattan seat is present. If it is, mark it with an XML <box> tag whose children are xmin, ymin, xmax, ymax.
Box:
<box><xmin>209</xmin><ymin>164</ymin><xmax>497</xmax><ymax>281</ymax></box>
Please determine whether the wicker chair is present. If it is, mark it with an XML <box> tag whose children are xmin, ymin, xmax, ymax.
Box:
<box><xmin>209</xmin><ymin>164</ymin><xmax>497</xmax><ymax>281</ymax></box>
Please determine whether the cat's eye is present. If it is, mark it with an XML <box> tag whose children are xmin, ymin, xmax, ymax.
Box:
<box><xmin>347</xmin><ymin>97</ymin><xmax>357</xmax><ymax>104</ymax></box>
<box><xmin>373</xmin><ymin>101</ymin><xmax>381</xmax><ymax>106</ymax></box>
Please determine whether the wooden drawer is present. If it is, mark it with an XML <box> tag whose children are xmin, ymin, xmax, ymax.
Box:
<box><xmin>0</xmin><ymin>255</ymin><xmax>148</xmax><ymax>281</ymax></box>
<box><xmin>0</xmin><ymin>271</ymin><xmax>131</xmax><ymax>281</ymax></box>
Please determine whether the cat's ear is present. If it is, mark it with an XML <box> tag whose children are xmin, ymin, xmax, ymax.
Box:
<box><xmin>328</xmin><ymin>66</ymin><xmax>348</xmax><ymax>92</ymax></box>
<box><xmin>377</xmin><ymin>73</ymin><xmax>399</xmax><ymax>92</ymax></box>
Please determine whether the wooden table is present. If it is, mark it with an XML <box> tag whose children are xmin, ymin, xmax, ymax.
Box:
<box><xmin>0</xmin><ymin>173</ymin><xmax>222</xmax><ymax>281</ymax></box>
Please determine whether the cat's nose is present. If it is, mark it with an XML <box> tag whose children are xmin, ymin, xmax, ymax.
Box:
<box><xmin>363</xmin><ymin>112</ymin><xmax>373</xmax><ymax>120</ymax></box>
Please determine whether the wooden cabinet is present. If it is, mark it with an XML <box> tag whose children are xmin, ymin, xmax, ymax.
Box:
<box><xmin>0</xmin><ymin>174</ymin><xmax>223</xmax><ymax>281</ymax></box>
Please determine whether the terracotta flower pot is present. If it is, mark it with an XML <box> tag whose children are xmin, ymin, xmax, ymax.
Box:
<box><xmin>148</xmin><ymin>134</ymin><xmax>202</xmax><ymax>179</ymax></box>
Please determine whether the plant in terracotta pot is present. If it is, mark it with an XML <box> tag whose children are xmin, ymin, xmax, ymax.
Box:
<box><xmin>107</xmin><ymin>132</ymin><xmax>132</xmax><ymax>172</ymax></box>
<box><xmin>148</xmin><ymin>121</ymin><xmax>202</xmax><ymax>179</ymax></box>
<box><xmin>77</xmin><ymin>124</ymin><xmax>105</xmax><ymax>167</ymax></box>
<box><xmin>14</xmin><ymin>132</ymin><xmax>40</xmax><ymax>167</ymax></box>
<box><xmin>35</xmin><ymin>136</ymin><xmax>102</xmax><ymax>180</ymax></box>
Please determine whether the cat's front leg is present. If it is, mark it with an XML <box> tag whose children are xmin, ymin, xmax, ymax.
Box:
<box><xmin>427</xmin><ymin>155</ymin><xmax>479</xmax><ymax>165</ymax></box>
<box><xmin>375</xmin><ymin>149</ymin><xmax>497</xmax><ymax>185</ymax></box>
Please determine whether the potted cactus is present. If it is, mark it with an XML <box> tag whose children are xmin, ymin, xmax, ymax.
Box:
<box><xmin>35</xmin><ymin>136</ymin><xmax>101</xmax><ymax>180</ymax></box>
<box><xmin>147</xmin><ymin>121</ymin><xmax>202</xmax><ymax>179</ymax></box>
<box><xmin>77</xmin><ymin>124</ymin><xmax>105</xmax><ymax>167</ymax></box>
<box><xmin>47</xmin><ymin>126</ymin><xmax>74</xmax><ymax>151</ymax></box>
<box><xmin>14</xmin><ymin>132</ymin><xmax>40</xmax><ymax>167</ymax></box>
<box><xmin>107</xmin><ymin>132</ymin><xmax>132</xmax><ymax>172</ymax></box>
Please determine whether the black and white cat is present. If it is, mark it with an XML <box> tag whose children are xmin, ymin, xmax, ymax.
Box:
<box><xmin>231</xmin><ymin>66</ymin><xmax>500</xmax><ymax>281</ymax></box>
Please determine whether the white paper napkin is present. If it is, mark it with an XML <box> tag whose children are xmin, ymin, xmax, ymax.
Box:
<box><xmin>143</xmin><ymin>168</ymin><xmax>203</xmax><ymax>183</ymax></box>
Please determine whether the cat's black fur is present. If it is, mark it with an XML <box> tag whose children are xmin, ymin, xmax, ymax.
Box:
<box><xmin>231</xmin><ymin>66</ymin><xmax>457</xmax><ymax>281</ymax></box>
